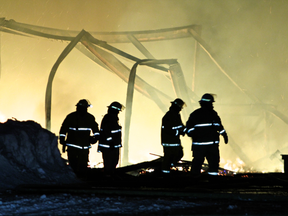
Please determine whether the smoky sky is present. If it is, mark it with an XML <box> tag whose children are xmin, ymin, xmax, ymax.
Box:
<box><xmin>1</xmin><ymin>0</ymin><xmax>288</xmax><ymax>171</ymax></box>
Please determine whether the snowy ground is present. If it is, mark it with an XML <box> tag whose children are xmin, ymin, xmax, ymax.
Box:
<box><xmin>0</xmin><ymin>193</ymin><xmax>199</xmax><ymax>215</ymax></box>
<box><xmin>0</xmin><ymin>191</ymin><xmax>287</xmax><ymax>215</ymax></box>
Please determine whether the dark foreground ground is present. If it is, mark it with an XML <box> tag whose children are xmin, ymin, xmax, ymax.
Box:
<box><xmin>0</xmin><ymin>192</ymin><xmax>287</xmax><ymax>215</ymax></box>
<box><xmin>2</xmin><ymin>170</ymin><xmax>287</xmax><ymax>215</ymax></box>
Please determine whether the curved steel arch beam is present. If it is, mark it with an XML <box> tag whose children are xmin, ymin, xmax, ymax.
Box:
<box><xmin>0</xmin><ymin>18</ymin><xmax>200</xmax><ymax>43</ymax></box>
<box><xmin>45</xmin><ymin>30</ymin><xmax>87</xmax><ymax>130</ymax></box>
<box><xmin>123</xmin><ymin>59</ymin><xmax>178</xmax><ymax>165</ymax></box>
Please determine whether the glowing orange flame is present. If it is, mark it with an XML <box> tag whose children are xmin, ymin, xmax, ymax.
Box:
<box><xmin>223</xmin><ymin>158</ymin><xmax>245</xmax><ymax>173</ymax></box>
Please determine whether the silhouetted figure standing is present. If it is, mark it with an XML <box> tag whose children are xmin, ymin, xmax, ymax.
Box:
<box><xmin>161</xmin><ymin>98</ymin><xmax>186</xmax><ymax>174</ymax></box>
<box><xmin>186</xmin><ymin>93</ymin><xmax>228</xmax><ymax>176</ymax></box>
<box><xmin>98</xmin><ymin>101</ymin><xmax>124</xmax><ymax>176</ymax></box>
<box><xmin>59</xmin><ymin>99</ymin><xmax>100</xmax><ymax>178</ymax></box>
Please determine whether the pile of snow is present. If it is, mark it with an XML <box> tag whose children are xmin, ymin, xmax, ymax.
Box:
<box><xmin>0</xmin><ymin>119</ymin><xmax>79</xmax><ymax>191</ymax></box>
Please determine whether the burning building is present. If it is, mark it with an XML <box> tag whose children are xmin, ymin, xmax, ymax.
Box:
<box><xmin>1</xmin><ymin>1</ymin><xmax>288</xmax><ymax>174</ymax></box>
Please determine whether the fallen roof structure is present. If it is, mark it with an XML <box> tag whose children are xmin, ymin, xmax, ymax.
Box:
<box><xmin>1</xmin><ymin>18</ymin><xmax>288</xmax><ymax>167</ymax></box>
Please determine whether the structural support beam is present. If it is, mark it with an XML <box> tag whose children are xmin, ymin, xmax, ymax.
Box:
<box><xmin>45</xmin><ymin>30</ymin><xmax>86</xmax><ymax>130</ymax></box>
<box><xmin>127</xmin><ymin>34</ymin><xmax>155</xmax><ymax>59</ymax></box>
<box><xmin>0</xmin><ymin>18</ymin><xmax>201</xmax><ymax>43</ymax></box>
<box><xmin>169</xmin><ymin>63</ymin><xmax>193</xmax><ymax>118</ymax></box>
<box><xmin>123</xmin><ymin>59</ymin><xmax>178</xmax><ymax>165</ymax></box>
<box><xmin>80</xmin><ymin>34</ymin><xmax>172</xmax><ymax>112</ymax></box>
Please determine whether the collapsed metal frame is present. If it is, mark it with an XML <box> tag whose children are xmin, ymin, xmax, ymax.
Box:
<box><xmin>1</xmin><ymin>18</ymin><xmax>288</xmax><ymax>166</ymax></box>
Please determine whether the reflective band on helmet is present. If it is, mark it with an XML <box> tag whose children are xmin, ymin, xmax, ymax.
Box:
<box><xmin>66</xmin><ymin>143</ymin><xmax>90</xmax><ymax>149</ymax></box>
<box><xmin>111</xmin><ymin>106</ymin><xmax>121</xmax><ymax>111</ymax></box>
<box><xmin>93</xmin><ymin>132</ymin><xmax>100</xmax><ymax>136</ymax></box>
<box><xmin>162</xmin><ymin>143</ymin><xmax>180</xmax><ymax>147</ymax></box>
<box><xmin>192</xmin><ymin>141</ymin><xmax>219</xmax><ymax>145</ymax></box>
<box><xmin>219</xmin><ymin>129</ymin><xmax>226</xmax><ymax>134</ymax></box>
<box><xmin>59</xmin><ymin>134</ymin><xmax>66</xmax><ymax>137</ymax></box>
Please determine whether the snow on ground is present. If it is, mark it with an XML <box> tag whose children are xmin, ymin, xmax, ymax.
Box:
<box><xmin>0</xmin><ymin>192</ymin><xmax>287</xmax><ymax>215</ymax></box>
<box><xmin>0</xmin><ymin>193</ymin><xmax>200</xmax><ymax>215</ymax></box>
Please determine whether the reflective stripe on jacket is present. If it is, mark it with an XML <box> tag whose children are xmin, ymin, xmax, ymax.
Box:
<box><xmin>59</xmin><ymin>111</ymin><xmax>100</xmax><ymax>148</ymax></box>
<box><xmin>161</xmin><ymin>109</ymin><xmax>185</xmax><ymax>147</ymax></box>
<box><xmin>186</xmin><ymin>107</ymin><xmax>225</xmax><ymax>147</ymax></box>
<box><xmin>98</xmin><ymin>113</ymin><xmax>122</xmax><ymax>151</ymax></box>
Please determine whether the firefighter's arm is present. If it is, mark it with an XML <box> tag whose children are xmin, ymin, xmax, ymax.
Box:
<box><xmin>59</xmin><ymin>125</ymin><xmax>67</xmax><ymax>153</ymax></box>
<box><xmin>90</xmin><ymin>122</ymin><xmax>100</xmax><ymax>144</ymax></box>
<box><xmin>180</xmin><ymin>127</ymin><xmax>187</xmax><ymax>136</ymax></box>
<box><xmin>59</xmin><ymin>134</ymin><xmax>67</xmax><ymax>153</ymax></box>
<box><xmin>221</xmin><ymin>131</ymin><xmax>228</xmax><ymax>144</ymax></box>
<box><xmin>163</xmin><ymin>116</ymin><xmax>178</xmax><ymax>136</ymax></box>
<box><xmin>59</xmin><ymin>117</ymin><xmax>69</xmax><ymax>145</ymax></box>
<box><xmin>185</xmin><ymin>114</ymin><xmax>196</xmax><ymax>137</ymax></box>
<box><xmin>178</xmin><ymin>120</ymin><xmax>186</xmax><ymax>136</ymax></box>
<box><xmin>110</xmin><ymin>126</ymin><xmax>122</xmax><ymax>143</ymax></box>
<box><xmin>62</xmin><ymin>144</ymin><xmax>66</xmax><ymax>153</ymax></box>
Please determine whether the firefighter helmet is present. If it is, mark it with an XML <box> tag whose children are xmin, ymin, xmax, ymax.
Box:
<box><xmin>199</xmin><ymin>93</ymin><xmax>215</xmax><ymax>103</ymax></box>
<box><xmin>108</xmin><ymin>101</ymin><xmax>125</xmax><ymax>111</ymax></box>
<box><xmin>76</xmin><ymin>99</ymin><xmax>92</xmax><ymax>107</ymax></box>
<box><xmin>171</xmin><ymin>98</ymin><xmax>186</xmax><ymax>109</ymax></box>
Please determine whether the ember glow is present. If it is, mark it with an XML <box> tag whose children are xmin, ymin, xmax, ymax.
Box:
<box><xmin>223</xmin><ymin>158</ymin><xmax>245</xmax><ymax>173</ymax></box>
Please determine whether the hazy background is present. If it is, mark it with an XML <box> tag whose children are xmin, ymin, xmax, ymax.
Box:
<box><xmin>1</xmin><ymin>0</ymin><xmax>288</xmax><ymax>172</ymax></box>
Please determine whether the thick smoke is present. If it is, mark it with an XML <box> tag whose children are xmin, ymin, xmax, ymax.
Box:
<box><xmin>0</xmin><ymin>0</ymin><xmax>287</xmax><ymax>171</ymax></box>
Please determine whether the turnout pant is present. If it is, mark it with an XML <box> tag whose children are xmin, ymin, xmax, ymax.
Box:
<box><xmin>101</xmin><ymin>148</ymin><xmax>120</xmax><ymax>175</ymax></box>
<box><xmin>162</xmin><ymin>146</ymin><xmax>183</xmax><ymax>172</ymax></box>
<box><xmin>191</xmin><ymin>144</ymin><xmax>220</xmax><ymax>174</ymax></box>
<box><xmin>67</xmin><ymin>147</ymin><xmax>89</xmax><ymax>177</ymax></box>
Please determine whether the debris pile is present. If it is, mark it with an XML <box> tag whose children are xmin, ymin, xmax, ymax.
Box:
<box><xmin>0</xmin><ymin>119</ymin><xmax>79</xmax><ymax>191</ymax></box>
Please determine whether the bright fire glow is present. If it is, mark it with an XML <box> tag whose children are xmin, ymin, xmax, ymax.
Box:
<box><xmin>0</xmin><ymin>112</ymin><xmax>7</xmax><ymax>123</ymax></box>
<box><xmin>223</xmin><ymin>158</ymin><xmax>245</xmax><ymax>173</ymax></box>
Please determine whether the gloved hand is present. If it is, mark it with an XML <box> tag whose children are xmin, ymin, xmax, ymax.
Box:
<box><xmin>180</xmin><ymin>128</ymin><xmax>186</xmax><ymax>136</ymax></box>
<box><xmin>90</xmin><ymin>136</ymin><xmax>98</xmax><ymax>144</ymax></box>
<box><xmin>59</xmin><ymin>136</ymin><xmax>66</xmax><ymax>145</ymax></box>
<box><xmin>62</xmin><ymin>144</ymin><xmax>67</xmax><ymax>153</ymax></box>
<box><xmin>222</xmin><ymin>133</ymin><xmax>228</xmax><ymax>144</ymax></box>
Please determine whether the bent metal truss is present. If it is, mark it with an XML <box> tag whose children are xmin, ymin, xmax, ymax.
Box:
<box><xmin>1</xmin><ymin>18</ymin><xmax>288</xmax><ymax>166</ymax></box>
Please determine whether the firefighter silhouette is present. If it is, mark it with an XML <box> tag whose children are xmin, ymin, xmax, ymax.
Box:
<box><xmin>59</xmin><ymin>99</ymin><xmax>100</xmax><ymax>178</ymax></box>
<box><xmin>161</xmin><ymin>98</ymin><xmax>186</xmax><ymax>174</ymax></box>
<box><xmin>98</xmin><ymin>101</ymin><xmax>124</xmax><ymax>176</ymax></box>
<box><xmin>186</xmin><ymin>93</ymin><xmax>228</xmax><ymax>176</ymax></box>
